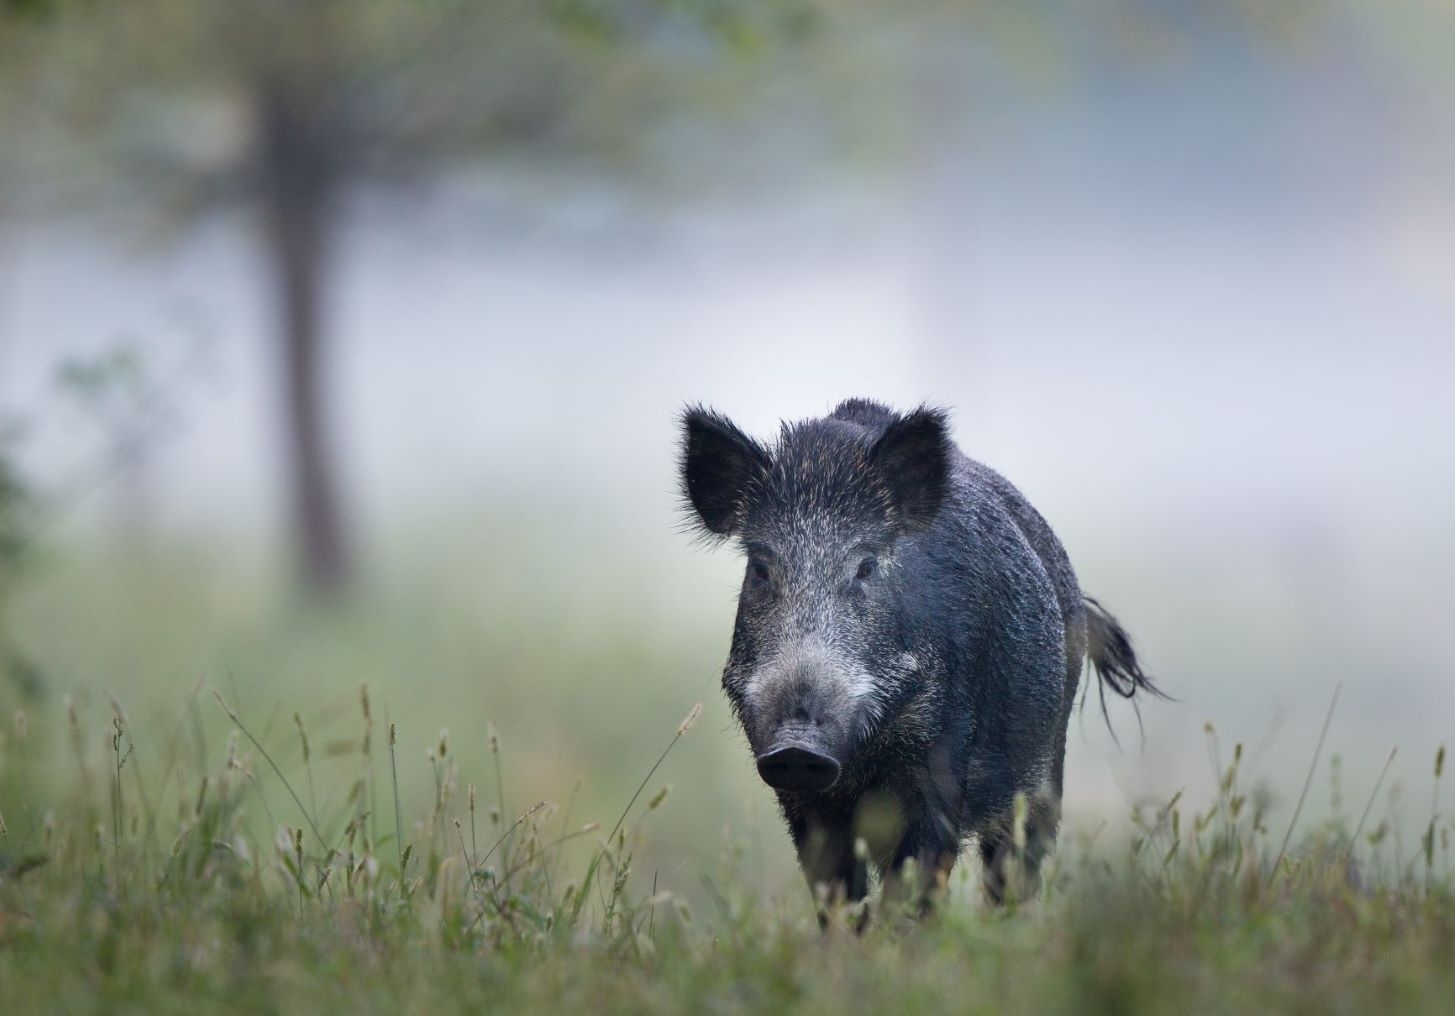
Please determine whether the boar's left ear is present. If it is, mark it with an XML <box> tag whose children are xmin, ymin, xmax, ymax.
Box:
<box><xmin>680</xmin><ymin>406</ymin><xmax>771</xmax><ymax>537</ymax></box>
<box><xmin>869</xmin><ymin>407</ymin><xmax>951</xmax><ymax>532</ymax></box>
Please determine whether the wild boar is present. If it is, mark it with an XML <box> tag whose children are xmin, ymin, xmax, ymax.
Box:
<box><xmin>679</xmin><ymin>398</ymin><xmax>1160</xmax><ymax>911</ymax></box>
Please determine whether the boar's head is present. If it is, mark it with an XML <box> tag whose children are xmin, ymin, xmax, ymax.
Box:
<box><xmin>680</xmin><ymin>401</ymin><xmax>951</xmax><ymax>795</ymax></box>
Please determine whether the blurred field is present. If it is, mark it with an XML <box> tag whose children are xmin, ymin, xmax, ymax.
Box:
<box><xmin>3</xmin><ymin>0</ymin><xmax>1454</xmax><ymax>1009</ymax></box>
<box><xmin>3</xmin><ymin>512</ymin><xmax>1450</xmax><ymax>905</ymax></box>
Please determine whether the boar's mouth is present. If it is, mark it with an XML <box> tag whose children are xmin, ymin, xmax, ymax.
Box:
<box><xmin>755</xmin><ymin>737</ymin><xmax>841</xmax><ymax>793</ymax></box>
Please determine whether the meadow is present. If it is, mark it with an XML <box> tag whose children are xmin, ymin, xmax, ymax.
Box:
<box><xmin>1</xmin><ymin>539</ymin><xmax>1452</xmax><ymax>1014</ymax></box>
<box><xmin>5</xmin><ymin>0</ymin><xmax>1454</xmax><ymax>1007</ymax></box>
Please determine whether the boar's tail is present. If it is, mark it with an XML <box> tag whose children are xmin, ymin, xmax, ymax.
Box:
<box><xmin>1083</xmin><ymin>596</ymin><xmax>1167</xmax><ymax>738</ymax></box>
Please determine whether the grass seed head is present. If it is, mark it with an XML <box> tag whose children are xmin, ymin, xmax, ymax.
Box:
<box><xmin>359</xmin><ymin>685</ymin><xmax>373</xmax><ymax>754</ymax></box>
<box><xmin>294</xmin><ymin>713</ymin><xmax>310</xmax><ymax>763</ymax></box>
<box><xmin>1013</xmin><ymin>791</ymin><xmax>1030</xmax><ymax>851</ymax></box>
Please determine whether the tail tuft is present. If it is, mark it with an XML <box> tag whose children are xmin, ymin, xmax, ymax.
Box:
<box><xmin>1083</xmin><ymin>596</ymin><xmax>1167</xmax><ymax>737</ymax></box>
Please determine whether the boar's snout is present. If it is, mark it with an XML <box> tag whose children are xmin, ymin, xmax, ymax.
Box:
<box><xmin>755</xmin><ymin>739</ymin><xmax>841</xmax><ymax>793</ymax></box>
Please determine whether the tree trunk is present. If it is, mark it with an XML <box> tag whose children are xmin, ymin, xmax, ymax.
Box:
<box><xmin>260</xmin><ymin>77</ymin><xmax>351</xmax><ymax>595</ymax></box>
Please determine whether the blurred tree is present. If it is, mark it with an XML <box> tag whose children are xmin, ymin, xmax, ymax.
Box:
<box><xmin>4</xmin><ymin>0</ymin><xmax>801</xmax><ymax>595</ymax></box>
<box><xmin>11</xmin><ymin>0</ymin><xmax>1415</xmax><ymax>599</ymax></box>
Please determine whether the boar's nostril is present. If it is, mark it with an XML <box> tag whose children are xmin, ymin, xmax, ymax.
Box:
<box><xmin>755</xmin><ymin>744</ymin><xmax>840</xmax><ymax>793</ymax></box>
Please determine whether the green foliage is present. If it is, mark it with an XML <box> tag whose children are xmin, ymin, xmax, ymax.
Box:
<box><xmin>0</xmin><ymin>676</ymin><xmax>1451</xmax><ymax>1012</ymax></box>
<box><xmin>0</xmin><ymin>425</ymin><xmax>27</xmax><ymax>572</ymax></box>
<box><xmin>0</xmin><ymin>343</ymin><xmax>193</xmax><ymax>707</ymax></box>
<box><xmin>4</xmin><ymin>0</ymin><xmax>811</xmax><ymax>215</ymax></box>
<box><xmin>0</xmin><ymin>425</ymin><xmax>43</xmax><ymax>706</ymax></box>
<box><xmin>0</xmin><ymin>0</ymin><xmax>52</xmax><ymax>19</ymax></box>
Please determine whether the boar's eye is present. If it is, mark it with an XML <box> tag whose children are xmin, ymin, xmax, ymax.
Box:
<box><xmin>855</xmin><ymin>557</ymin><xmax>877</xmax><ymax>582</ymax></box>
<box><xmin>750</xmin><ymin>559</ymin><xmax>772</xmax><ymax>584</ymax></box>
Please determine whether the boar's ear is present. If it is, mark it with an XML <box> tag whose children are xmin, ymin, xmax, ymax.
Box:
<box><xmin>680</xmin><ymin>406</ymin><xmax>771</xmax><ymax>537</ymax></box>
<box><xmin>869</xmin><ymin>407</ymin><xmax>950</xmax><ymax>532</ymax></box>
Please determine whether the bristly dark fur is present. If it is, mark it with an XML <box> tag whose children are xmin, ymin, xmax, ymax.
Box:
<box><xmin>677</xmin><ymin>398</ymin><xmax>1165</xmax><ymax>913</ymax></box>
<box><xmin>830</xmin><ymin>398</ymin><xmax>896</xmax><ymax>427</ymax></box>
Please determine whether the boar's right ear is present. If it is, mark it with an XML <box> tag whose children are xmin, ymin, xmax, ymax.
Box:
<box><xmin>680</xmin><ymin>407</ymin><xmax>771</xmax><ymax>537</ymax></box>
<box><xmin>869</xmin><ymin>406</ymin><xmax>951</xmax><ymax>532</ymax></box>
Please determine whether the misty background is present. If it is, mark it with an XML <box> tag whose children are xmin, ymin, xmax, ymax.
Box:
<box><xmin>2</xmin><ymin>0</ymin><xmax>1451</xmax><ymax>896</ymax></box>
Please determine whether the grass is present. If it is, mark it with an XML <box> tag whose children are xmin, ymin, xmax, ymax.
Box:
<box><xmin>0</xmin><ymin>524</ymin><xmax>1450</xmax><ymax>1012</ymax></box>
<box><xmin>1</xmin><ymin>679</ymin><xmax>1452</xmax><ymax>1014</ymax></box>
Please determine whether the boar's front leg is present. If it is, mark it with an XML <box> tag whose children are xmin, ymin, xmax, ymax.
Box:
<box><xmin>881</xmin><ymin>849</ymin><xmax>959</xmax><ymax>918</ymax></box>
<box><xmin>878</xmin><ymin>741</ymin><xmax>969</xmax><ymax>916</ymax></box>
<box><xmin>977</xmin><ymin>789</ymin><xmax>1061</xmax><ymax>905</ymax></box>
<box><xmin>789</xmin><ymin>810</ymin><xmax>868</xmax><ymax>926</ymax></box>
<box><xmin>881</xmin><ymin>813</ymin><xmax>962</xmax><ymax>917</ymax></box>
